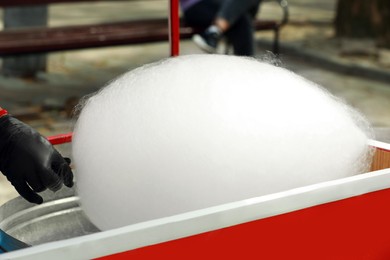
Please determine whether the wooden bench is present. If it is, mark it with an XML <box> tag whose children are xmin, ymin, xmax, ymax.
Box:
<box><xmin>0</xmin><ymin>0</ymin><xmax>288</xmax><ymax>57</ymax></box>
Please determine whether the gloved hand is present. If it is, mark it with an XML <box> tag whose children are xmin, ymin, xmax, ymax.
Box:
<box><xmin>0</xmin><ymin>114</ymin><xmax>74</xmax><ymax>204</ymax></box>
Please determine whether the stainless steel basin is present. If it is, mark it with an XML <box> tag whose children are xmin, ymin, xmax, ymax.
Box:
<box><xmin>0</xmin><ymin>186</ymin><xmax>100</xmax><ymax>246</ymax></box>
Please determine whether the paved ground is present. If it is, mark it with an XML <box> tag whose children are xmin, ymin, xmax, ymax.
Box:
<box><xmin>0</xmin><ymin>0</ymin><xmax>389</xmax><ymax>205</ymax></box>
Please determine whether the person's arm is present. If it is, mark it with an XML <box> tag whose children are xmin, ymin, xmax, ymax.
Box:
<box><xmin>0</xmin><ymin>107</ymin><xmax>73</xmax><ymax>204</ymax></box>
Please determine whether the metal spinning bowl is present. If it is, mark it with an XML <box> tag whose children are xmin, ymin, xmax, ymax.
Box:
<box><xmin>0</xmin><ymin>186</ymin><xmax>100</xmax><ymax>246</ymax></box>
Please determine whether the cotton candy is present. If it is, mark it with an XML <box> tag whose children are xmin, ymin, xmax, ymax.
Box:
<box><xmin>72</xmin><ymin>54</ymin><xmax>373</xmax><ymax>230</ymax></box>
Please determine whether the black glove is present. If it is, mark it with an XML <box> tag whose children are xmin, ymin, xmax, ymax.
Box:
<box><xmin>0</xmin><ymin>115</ymin><xmax>74</xmax><ymax>204</ymax></box>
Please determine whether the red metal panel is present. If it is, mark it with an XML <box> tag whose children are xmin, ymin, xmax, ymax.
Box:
<box><xmin>98</xmin><ymin>188</ymin><xmax>390</xmax><ymax>259</ymax></box>
<box><xmin>48</xmin><ymin>132</ymin><xmax>73</xmax><ymax>145</ymax></box>
<box><xmin>169</xmin><ymin>0</ymin><xmax>180</xmax><ymax>56</ymax></box>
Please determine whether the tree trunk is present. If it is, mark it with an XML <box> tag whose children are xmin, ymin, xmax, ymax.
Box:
<box><xmin>335</xmin><ymin>0</ymin><xmax>390</xmax><ymax>48</ymax></box>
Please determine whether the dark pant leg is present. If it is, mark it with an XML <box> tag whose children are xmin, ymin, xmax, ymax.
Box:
<box><xmin>183</xmin><ymin>1</ymin><xmax>219</xmax><ymax>27</ymax></box>
<box><xmin>217</xmin><ymin>0</ymin><xmax>261</xmax><ymax>56</ymax></box>
<box><xmin>225</xmin><ymin>13</ymin><xmax>255</xmax><ymax>56</ymax></box>
<box><xmin>216</xmin><ymin>0</ymin><xmax>260</xmax><ymax>25</ymax></box>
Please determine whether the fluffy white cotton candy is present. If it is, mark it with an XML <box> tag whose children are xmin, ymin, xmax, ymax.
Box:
<box><xmin>72</xmin><ymin>54</ymin><xmax>373</xmax><ymax>231</ymax></box>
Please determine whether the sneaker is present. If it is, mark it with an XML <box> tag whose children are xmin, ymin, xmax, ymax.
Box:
<box><xmin>192</xmin><ymin>25</ymin><xmax>222</xmax><ymax>53</ymax></box>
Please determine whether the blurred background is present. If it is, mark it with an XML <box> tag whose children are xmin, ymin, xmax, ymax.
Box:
<box><xmin>0</xmin><ymin>0</ymin><xmax>389</xmax><ymax>204</ymax></box>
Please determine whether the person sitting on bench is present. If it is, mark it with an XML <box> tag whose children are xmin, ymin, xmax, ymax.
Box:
<box><xmin>180</xmin><ymin>0</ymin><xmax>262</xmax><ymax>56</ymax></box>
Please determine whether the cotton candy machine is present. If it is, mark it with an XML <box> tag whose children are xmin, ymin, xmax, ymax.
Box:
<box><xmin>0</xmin><ymin>186</ymin><xmax>99</xmax><ymax>246</ymax></box>
<box><xmin>1</xmin><ymin>161</ymin><xmax>390</xmax><ymax>260</ymax></box>
<box><xmin>0</xmin><ymin>131</ymin><xmax>389</xmax><ymax>259</ymax></box>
